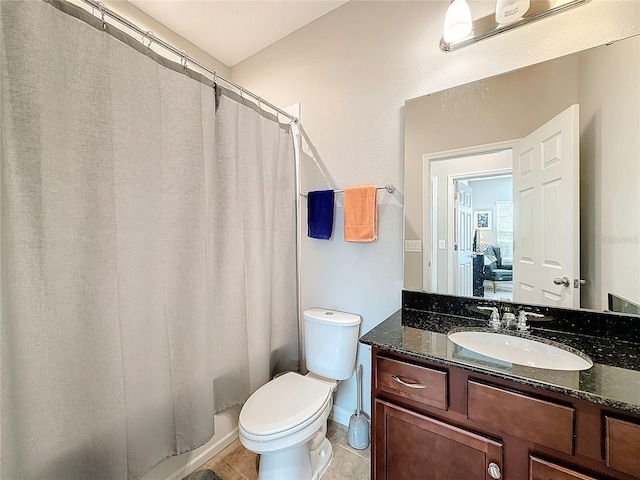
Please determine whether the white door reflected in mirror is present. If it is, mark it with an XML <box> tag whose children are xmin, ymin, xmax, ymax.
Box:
<box><xmin>513</xmin><ymin>104</ymin><xmax>580</xmax><ymax>309</ymax></box>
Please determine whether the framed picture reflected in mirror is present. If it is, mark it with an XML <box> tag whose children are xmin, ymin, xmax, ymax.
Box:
<box><xmin>474</xmin><ymin>210</ymin><xmax>492</xmax><ymax>230</ymax></box>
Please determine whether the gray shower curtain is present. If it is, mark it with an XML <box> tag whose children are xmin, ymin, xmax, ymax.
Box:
<box><xmin>212</xmin><ymin>93</ymin><xmax>298</xmax><ymax>409</ymax></box>
<box><xmin>0</xmin><ymin>1</ymin><xmax>297</xmax><ymax>479</ymax></box>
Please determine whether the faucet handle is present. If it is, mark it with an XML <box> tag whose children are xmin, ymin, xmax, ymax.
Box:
<box><xmin>478</xmin><ymin>306</ymin><xmax>501</xmax><ymax>330</ymax></box>
<box><xmin>516</xmin><ymin>309</ymin><xmax>544</xmax><ymax>332</ymax></box>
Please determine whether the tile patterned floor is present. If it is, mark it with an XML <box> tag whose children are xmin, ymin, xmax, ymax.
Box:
<box><xmin>197</xmin><ymin>420</ymin><xmax>371</xmax><ymax>480</ymax></box>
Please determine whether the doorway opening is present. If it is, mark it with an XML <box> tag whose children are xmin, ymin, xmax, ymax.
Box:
<box><xmin>463</xmin><ymin>175</ymin><xmax>514</xmax><ymax>301</ymax></box>
<box><xmin>426</xmin><ymin>147</ymin><xmax>513</xmax><ymax>299</ymax></box>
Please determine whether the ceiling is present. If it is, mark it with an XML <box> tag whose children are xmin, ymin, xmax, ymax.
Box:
<box><xmin>127</xmin><ymin>0</ymin><xmax>349</xmax><ymax>67</ymax></box>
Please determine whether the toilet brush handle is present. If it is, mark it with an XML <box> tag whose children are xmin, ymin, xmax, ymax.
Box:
<box><xmin>356</xmin><ymin>364</ymin><xmax>362</xmax><ymax>417</ymax></box>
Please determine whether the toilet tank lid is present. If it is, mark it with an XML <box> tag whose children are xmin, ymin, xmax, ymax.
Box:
<box><xmin>303</xmin><ymin>308</ymin><xmax>361</xmax><ymax>326</ymax></box>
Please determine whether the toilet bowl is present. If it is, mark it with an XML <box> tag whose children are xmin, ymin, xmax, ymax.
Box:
<box><xmin>238</xmin><ymin>308</ymin><xmax>361</xmax><ymax>480</ymax></box>
<box><xmin>239</xmin><ymin>372</ymin><xmax>336</xmax><ymax>480</ymax></box>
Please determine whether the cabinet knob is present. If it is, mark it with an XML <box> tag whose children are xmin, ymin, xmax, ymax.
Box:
<box><xmin>487</xmin><ymin>462</ymin><xmax>501</xmax><ymax>479</ymax></box>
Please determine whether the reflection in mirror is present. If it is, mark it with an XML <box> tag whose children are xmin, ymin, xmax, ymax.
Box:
<box><xmin>404</xmin><ymin>34</ymin><xmax>640</xmax><ymax>315</ymax></box>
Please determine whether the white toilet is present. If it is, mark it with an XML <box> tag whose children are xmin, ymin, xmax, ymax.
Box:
<box><xmin>239</xmin><ymin>308</ymin><xmax>361</xmax><ymax>480</ymax></box>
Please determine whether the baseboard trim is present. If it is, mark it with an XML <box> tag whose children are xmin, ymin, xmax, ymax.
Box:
<box><xmin>142</xmin><ymin>406</ymin><xmax>241</xmax><ymax>480</ymax></box>
<box><xmin>330</xmin><ymin>404</ymin><xmax>371</xmax><ymax>429</ymax></box>
<box><xmin>167</xmin><ymin>427</ymin><xmax>238</xmax><ymax>480</ymax></box>
<box><xmin>330</xmin><ymin>404</ymin><xmax>353</xmax><ymax>427</ymax></box>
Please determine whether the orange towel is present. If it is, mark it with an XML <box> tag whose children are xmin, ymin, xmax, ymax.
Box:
<box><xmin>344</xmin><ymin>185</ymin><xmax>377</xmax><ymax>242</ymax></box>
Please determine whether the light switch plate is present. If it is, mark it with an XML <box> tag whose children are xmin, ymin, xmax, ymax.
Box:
<box><xmin>404</xmin><ymin>240</ymin><xmax>422</xmax><ymax>252</ymax></box>
<box><xmin>439</xmin><ymin>240</ymin><xmax>446</xmax><ymax>250</ymax></box>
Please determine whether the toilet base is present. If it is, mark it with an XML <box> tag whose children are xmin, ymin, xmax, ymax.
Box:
<box><xmin>310</xmin><ymin>437</ymin><xmax>333</xmax><ymax>480</ymax></box>
<box><xmin>257</xmin><ymin>437</ymin><xmax>333</xmax><ymax>480</ymax></box>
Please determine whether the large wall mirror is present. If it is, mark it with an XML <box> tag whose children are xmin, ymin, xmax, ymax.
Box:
<box><xmin>404</xmin><ymin>34</ymin><xmax>639</xmax><ymax>316</ymax></box>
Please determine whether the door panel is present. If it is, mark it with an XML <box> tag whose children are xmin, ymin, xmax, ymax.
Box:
<box><xmin>456</xmin><ymin>182</ymin><xmax>473</xmax><ymax>297</ymax></box>
<box><xmin>513</xmin><ymin>104</ymin><xmax>580</xmax><ymax>308</ymax></box>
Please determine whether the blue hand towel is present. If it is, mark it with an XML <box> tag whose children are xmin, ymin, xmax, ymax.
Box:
<box><xmin>307</xmin><ymin>190</ymin><xmax>335</xmax><ymax>240</ymax></box>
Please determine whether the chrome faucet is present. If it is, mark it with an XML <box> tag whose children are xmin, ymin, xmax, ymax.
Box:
<box><xmin>478</xmin><ymin>305</ymin><xmax>542</xmax><ymax>332</ymax></box>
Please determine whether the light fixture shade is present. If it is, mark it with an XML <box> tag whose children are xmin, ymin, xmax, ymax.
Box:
<box><xmin>443</xmin><ymin>0</ymin><xmax>473</xmax><ymax>43</ymax></box>
<box><xmin>495</xmin><ymin>0</ymin><xmax>530</xmax><ymax>24</ymax></box>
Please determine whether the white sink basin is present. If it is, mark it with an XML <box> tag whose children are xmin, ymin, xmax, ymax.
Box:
<box><xmin>447</xmin><ymin>331</ymin><xmax>593</xmax><ymax>371</ymax></box>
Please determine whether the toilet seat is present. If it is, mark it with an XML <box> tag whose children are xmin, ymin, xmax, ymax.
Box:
<box><xmin>239</xmin><ymin>372</ymin><xmax>332</xmax><ymax>441</ymax></box>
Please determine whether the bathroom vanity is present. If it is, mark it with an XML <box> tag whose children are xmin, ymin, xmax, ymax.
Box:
<box><xmin>360</xmin><ymin>291</ymin><xmax>640</xmax><ymax>480</ymax></box>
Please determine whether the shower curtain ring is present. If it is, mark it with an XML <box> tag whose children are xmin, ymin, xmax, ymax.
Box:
<box><xmin>144</xmin><ymin>31</ymin><xmax>155</xmax><ymax>52</ymax></box>
<box><xmin>180</xmin><ymin>50</ymin><xmax>188</xmax><ymax>69</ymax></box>
<box><xmin>257</xmin><ymin>97</ymin><xmax>262</xmax><ymax>110</ymax></box>
<box><xmin>213</xmin><ymin>70</ymin><xmax>218</xmax><ymax>85</ymax></box>
<box><xmin>240</xmin><ymin>87</ymin><xmax>245</xmax><ymax>101</ymax></box>
<box><xmin>98</xmin><ymin>1</ymin><xmax>107</xmax><ymax>30</ymax></box>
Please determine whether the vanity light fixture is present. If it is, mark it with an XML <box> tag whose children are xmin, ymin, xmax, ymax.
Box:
<box><xmin>495</xmin><ymin>0</ymin><xmax>530</xmax><ymax>23</ymax></box>
<box><xmin>443</xmin><ymin>0</ymin><xmax>473</xmax><ymax>43</ymax></box>
<box><xmin>440</xmin><ymin>0</ymin><xmax>590</xmax><ymax>52</ymax></box>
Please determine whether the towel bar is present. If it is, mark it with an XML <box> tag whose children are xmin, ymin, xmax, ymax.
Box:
<box><xmin>300</xmin><ymin>185</ymin><xmax>395</xmax><ymax>198</ymax></box>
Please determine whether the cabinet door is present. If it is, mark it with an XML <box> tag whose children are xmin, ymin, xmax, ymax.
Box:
<box><xmin>529</xmin><ymin>456</ymin><xmax>600</xmax><ymax>480</ymax></box>
<box><xmin>605</xmin><ymin>416</ymin><xmax>640</xmax><ymax>477</ymax></box>
<box><xmin>374</xmin><ymin>399</ymin><xmax>503</xmax><ymax>480</ymax></box>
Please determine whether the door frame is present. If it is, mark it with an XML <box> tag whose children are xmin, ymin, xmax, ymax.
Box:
<box><xmin>423</xmin><ymin>140</ymin><xmax>517</xmax><ymax>293</ymax></box>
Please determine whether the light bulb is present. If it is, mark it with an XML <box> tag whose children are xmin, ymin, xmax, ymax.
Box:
<box><xmin>495</xmin><ymin>0</ymin><xmax>530</xmax><ymax>24</ymax></box>
<box><xmin>443</xmin><ymin>0</ymin><xmax>473</xmax><ymax>43</ymax></box>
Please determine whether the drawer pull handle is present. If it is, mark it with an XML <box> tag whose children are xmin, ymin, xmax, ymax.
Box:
<box><xmin>392</xmin><ymin>375</ymin><xmax>426</xmax><ymax>389</ymax></box>
<box><xmin>487</xmin><ymin>462</ymin><xmax>501</xmax><ymax>479</ymax></box>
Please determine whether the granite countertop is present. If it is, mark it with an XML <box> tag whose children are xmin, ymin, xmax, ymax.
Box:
<box><xmin>360</xmin><ymin>308</ymin><xmax>640</xmax><ymax>415</ymax></box>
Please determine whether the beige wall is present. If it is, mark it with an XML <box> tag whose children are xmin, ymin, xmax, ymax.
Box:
<box><xmin>230</xmin><ymin>0</ymin><xmax>640</xmax><ymax>418</ymax></box>
<box><xmin>579</xmin><ymin>38</ymin><xmax>640</xmax><ymax>310</ymax></box>
<box><xmin>98</xmin><ymin>0</ymin><xmax>230</xmax><ymax>76</ymax></box>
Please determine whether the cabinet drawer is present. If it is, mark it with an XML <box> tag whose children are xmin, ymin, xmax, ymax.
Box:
<box><xmin>376</xmin><ymin>356</ymin><xmax>448</xmax><ymax>410</ymax></box>
<box><xmin>529</xmin><ymin>456</ymin><xmax>599</xmax><ymax>480</ymax></box>
<box><xmin>468</xmin><ymin>381</ymin><xmax>575</xmax><ymax>455</ymax></box>
<box><xmin>605</xmin><ymin>416</ymin><xmax>640</xmax><ymax>477</ymax></box>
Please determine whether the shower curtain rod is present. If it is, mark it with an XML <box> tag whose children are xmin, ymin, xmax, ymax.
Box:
<box><xmin>78</xmin><ymin>0</ymin><xmax>298</xmax><ymax>124</ymax></box>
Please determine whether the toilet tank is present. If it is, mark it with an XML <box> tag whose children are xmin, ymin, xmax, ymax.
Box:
<box><xmin>303</xmin><ymin>308</ymin><xmax>361</xmax><ymax>381</ymax></box>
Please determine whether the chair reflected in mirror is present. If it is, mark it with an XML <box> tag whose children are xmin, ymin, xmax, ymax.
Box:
<box><xmin>473</xmin><ymin>245</ymin><xmax>513</xmax><ymax>300</ymax></box>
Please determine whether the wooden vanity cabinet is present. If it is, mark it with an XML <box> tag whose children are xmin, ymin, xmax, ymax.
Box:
<box><xmin>375</xmin><ymin>399</ymin><xmax>503</xmax><ymax>480</ymax></box>
<box><xmin>371</xmin><ymin>347</ymin><xmax>640</xmax><ymax>480</ymax></box>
